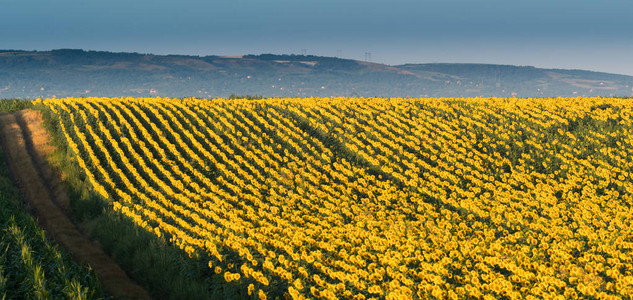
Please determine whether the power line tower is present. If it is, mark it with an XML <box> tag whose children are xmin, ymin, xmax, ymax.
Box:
<box><xmin>364</xmin><ymin>52</ymin><xmax>371</xmax><ymax>62</ymax></box>
<box><xmin>301</xmin><ymin>49</ymin><xmax>307</xmax><ymax>56</ymax></box>
<box><xmin>336</xmin><ymin>49</ymin><xmax>342</xmax><ymax>58</ymax></box>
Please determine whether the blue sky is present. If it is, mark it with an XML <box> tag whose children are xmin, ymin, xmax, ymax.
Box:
<box><xmin>2</xmin><ymin>0</ymin><xmax>632</xmax><ymax>75</ymax></box>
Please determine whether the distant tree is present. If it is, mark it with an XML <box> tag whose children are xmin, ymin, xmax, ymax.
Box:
<box><xmin>228</xmin><ymin>94</ymin><xmax>263</xmax><ymax>100</ymax></box>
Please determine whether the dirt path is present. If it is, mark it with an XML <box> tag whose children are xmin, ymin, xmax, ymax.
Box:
<box><xmin>0</xmin><ymin>110</ymin><xmax>150</xmax><ymax>300</ymax></box>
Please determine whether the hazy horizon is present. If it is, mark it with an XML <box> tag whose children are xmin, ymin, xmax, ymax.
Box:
<box><xmin>2</xmin><ymin>0</ymin><xmax>632</xmax><ymax>76</ymax></box>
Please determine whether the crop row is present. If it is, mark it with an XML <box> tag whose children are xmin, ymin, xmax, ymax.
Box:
<box><xmin>40</xmin><ymin>97</ymin><xmax>633</xmax><ymax>299</ymax></box>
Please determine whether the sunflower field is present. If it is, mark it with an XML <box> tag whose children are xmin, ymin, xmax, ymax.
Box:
<box><xmin>39</xmin><ymin>97</ymin><xmax>633</xmax><ymax>299</ymax></box>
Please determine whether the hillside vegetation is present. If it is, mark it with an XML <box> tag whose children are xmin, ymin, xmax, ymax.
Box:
<box><xmin>1</xmin><ymin>49</ymin><xmax>632</xmax><ymax>99</ymax></box>
<box><xmin>36</xmin><ymin>96</ymin><xmax>633</xmax><ymax>299</ymax></box>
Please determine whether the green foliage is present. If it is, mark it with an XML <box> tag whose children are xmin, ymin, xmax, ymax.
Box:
<box><xmin>0</xmin><ymin>99</ymin><xmax>33</xmax><ymax>113</ymax></box>
<box><xmin>0</xmin><ymin>144</ymin><xmax>104</xmax><ymax>299</ymax></box>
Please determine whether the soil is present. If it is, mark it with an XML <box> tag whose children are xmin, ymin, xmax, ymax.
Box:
<box><xmin>0</xmin><ymin>109</ymin><xmax>151</xmax><ymax>300</ymax></box>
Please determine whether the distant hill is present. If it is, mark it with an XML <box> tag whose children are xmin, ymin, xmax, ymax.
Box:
<box><xmin>1</xmin><ymin>49</ymin><xmax>632</xmax><ymax>98</ymax></box>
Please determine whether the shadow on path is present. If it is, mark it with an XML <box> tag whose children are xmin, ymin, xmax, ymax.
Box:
<box><xmin>0</xmin><ymin>109</ymin><xmax>151</xmax><ymax>300</ymax></box>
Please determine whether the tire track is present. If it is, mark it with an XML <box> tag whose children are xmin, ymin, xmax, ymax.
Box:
<box><xmin>0</xmin><ymin>110</ymin><xmax>150</xmax><ymax>300</ymax></box>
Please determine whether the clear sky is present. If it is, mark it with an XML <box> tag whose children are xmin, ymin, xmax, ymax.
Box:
<box><xmin>2</xmin><ymin>0</ymin><xmax>632</xmax><ymax>75</ymax></box>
